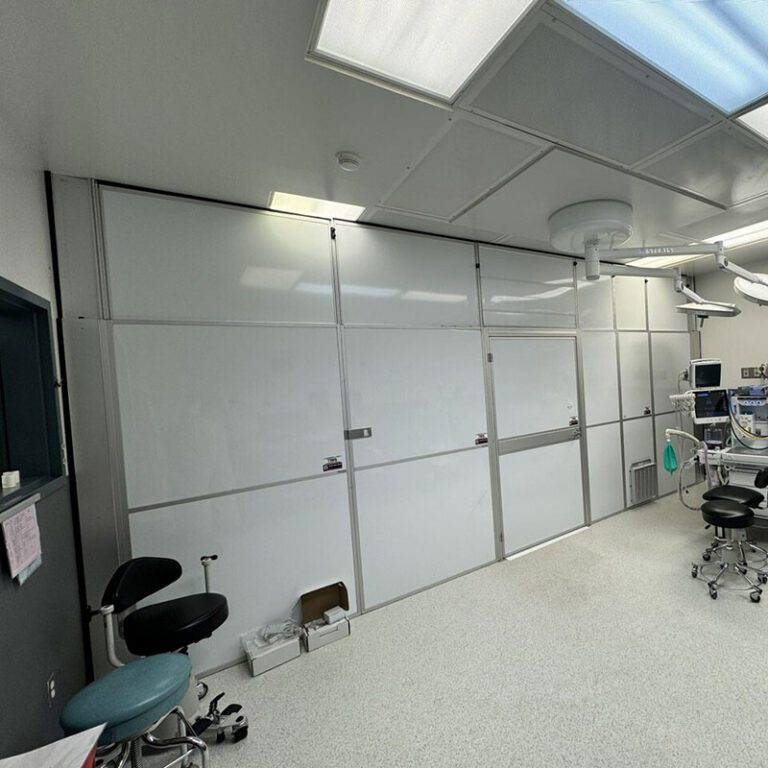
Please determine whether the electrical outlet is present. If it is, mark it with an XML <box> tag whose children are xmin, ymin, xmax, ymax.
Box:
<box><xmin>742</xmin><ymin>366</ymin><xmax>762</xmax><ymax>379</ymax></box>
<box><xmin>46</xmin><ymin>673</ymin><xmax>56</xmax><ymax>708</ymax></box>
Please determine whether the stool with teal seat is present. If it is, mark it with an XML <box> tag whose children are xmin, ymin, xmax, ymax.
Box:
<box><xmin>61</xmin><ymin>653</ymin><xmax>208</xmax><ymax>768</ymax></box>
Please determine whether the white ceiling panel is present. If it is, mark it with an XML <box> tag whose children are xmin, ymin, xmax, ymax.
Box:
<box><xmin>364</xmin><ymin>208</ymin><xmax>504</xmax><ymax>244</ymax></box>
<box><xmin>455</xmin><ymin>149</ymin><xmax>721</xmax><ymax>251</ymax></box>
<box><xmin>382</xmin><ymin>117</ymin><xmax>546</xmax><ymax>218</ymax></box>
<box><xmin>639</xmin><ymin>126</ymin><xmax>768</xmax><ymax>207</ymax></box>
<box><xmin>468</xmin><ymin>20</ymin><xmax>710</xmax><ymax>166</ymax></box>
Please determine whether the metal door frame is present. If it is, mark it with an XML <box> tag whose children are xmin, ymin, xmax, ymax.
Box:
<box><xmin>483</xmin><ymin>329</ymin><xmax>591</xmax><ymax>559</ymax></box>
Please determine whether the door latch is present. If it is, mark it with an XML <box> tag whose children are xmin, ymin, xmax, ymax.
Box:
<box><xmin>344</xmin><ymin>427</ymin><xmax>372</xmax><ymax>440</ymax></box>
<box><xmin>568</xmin><ymin>416</ymin><xmax>579</xmax><ymax>427</ymax></box>
<box><xmin>474</xmin><ymin>433</ymin><xmax>488</xmax><ymax>445</ymax></box>
<box><xmin>643</xmin><ymin>406</ymin><xmax>651</xmax><ymax>416</ymax></box>
<box><xmin>322</xmin><ymin>456</ymin><xmax>343</xmax><ymax>472</ymax></box>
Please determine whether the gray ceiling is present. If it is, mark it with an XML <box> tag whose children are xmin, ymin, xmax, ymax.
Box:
<box><xmin>1</xmin><ymin>0</ymin><xmax>768</xmax><ymax>272</ymax></box>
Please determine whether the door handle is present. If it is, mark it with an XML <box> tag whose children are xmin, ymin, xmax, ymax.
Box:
<box><xmin>568</xmin><ymin>416</ymin><xmax>579</xmax><ymax>427</ymax></box>
<box><xmin>643</xmin><ymin>406</ymin><xmax>651</xmax><ymax>416</ymax></box>
<box><xmin>475</xmin><ymin>432</ymin><xmax>488</xmax><ymax>445</ymax></box>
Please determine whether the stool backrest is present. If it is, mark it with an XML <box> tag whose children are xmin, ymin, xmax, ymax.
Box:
<box><xmin>102</xmin><ymin>557</ymin><xmax>182</xmax><ymax>612</ymax></box>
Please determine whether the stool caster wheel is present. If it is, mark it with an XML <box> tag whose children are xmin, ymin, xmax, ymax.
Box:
<box><xmin>751</xmin><ymin>591</ymin><xmax>761</xmax><ymax>603</ymax></box>
<box><xmin>709</xmin><ymin>586</ymin><xmax>718</xmax><ymax>600</ymax></box>
<box><xmin>702</xmin><ymin>552</ymin><xmax>711</xmax><ymax>561</ymax></box>
<box><xmin>759</xmin><ymin>574</ymin><xmax>768</xmax><ymax>585</ymax></box>
<box><xmin>691</xmin><ymin>565</ymin><xmax>698</xmax><ymax>578</ymax></box>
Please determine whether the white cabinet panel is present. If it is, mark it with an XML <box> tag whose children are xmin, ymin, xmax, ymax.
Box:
<box><xmin>492</xmin><ymin>336</ymin><xmax>579</xmax><ymax>437</ymax></box>
<box><xmin>500</xmin><ymin>440</ymin><xmax>584</xmax><ymax>553</ymax></box>
<box><xmin>129</xmin><ymin>474</ymin><xmax>356</xmax><ymax>672</ymax></box>
<box><xmin>345</xmin><ymin>329</ymin><xmax>486</xmax><ymax>466</ymax></box>
<box><xmin>647</xmin><ymin>277</ymin><xmax>689</xmax><ymax>331</ymax></box>
<box><xmin>356</xmin><ymin>450</ymin><xmax>495</xmax><ymax>608</ymax></box>
<box><xmin>581</xmin><ymin>331</ymin><xmax>620</xmax><ymax>425</ymax></box>
<box><xmin>655</xmin><ymin>414</ymin><xmax>693</xmax><ymax>497</ymax></box>
<box><xmin>618</xmin><ymin>332</ymin><xmax>652</xmax><ymax>419</ymax></box>
<box><xmin>102</xmin><ymin>189</ymin><xmax>334</xmax><ymax>323</ymax></box>
<box><xmin>113</xmin><ymin>324</ymin><xmax>345</xmax><ymax>509</ymax></box>
<box><xmin>480</xmin><ymin>246</ymin><xmax>576</xmax><ymax>327</ymax></box>
<box><xmin>613</xmin><ymin>277</ymin><xmax>646</xmax><ymax>330</ymax></box>
<box><xmin>651</xmin><ymin>332</ymin><xmax>691</xmax><ymax>414</ymax></box>
<box><xmin>335</xmin><ymin>223</ymin><xmax>479</xmax><ymax>327</ymax></box>
<box><xmin>586</xmin><ymin>423</ymin><xmax>625</xmax><ymax>521</ymax></box>
<box><xmin>576</xmin><ymin>266</ymin><xmax>614</xmax><ymax>330</ymax></box>
<box><xmin>622</xmin><ymin>416</ymin><xmax>656</xmax><ymax>504</ymax></box>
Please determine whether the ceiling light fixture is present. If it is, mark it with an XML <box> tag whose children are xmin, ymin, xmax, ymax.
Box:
<box><xmin>557</xmin><ymin>0</ymin><xmax>768</xmax><ymax>113</ymax></box>
<box><xmin>268</xmin><ymin>191</ymin><xmax>365</xmax><ymax>221</ymax></box>
<box><xmin>308</xmin><ymin>0</ymin><xmax>540</xmax><ymax>104</ymax></box>
<box><xmin>739</xmin><ymin>102</ymin><xmax>768</xmax><ymax>142</ymax></box>
<box><xmin>704</xmin><ymin>220</ymin><xmax>768</xmax><ymax>250</ymax></box>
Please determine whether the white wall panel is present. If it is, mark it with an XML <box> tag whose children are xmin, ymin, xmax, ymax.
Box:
<box><xmin>113</xmin><ymin>324</ymin><xmax>345</xmax><ymax>509</ymax></box>
<box><xmin>614</xmin><ymin>277</ymin><xmax>647</xmax><ymax>330</ymax></box>
<box><xmin>622</xmin><ymin>416</ymin><xmax>655</xmax><ymax>503</ymax></box>
<box><xmin>492</xmin><ymin>336</ymin><xmax>579</xmax><ymax>437</ymax></box>
<box><xmin>651</xmin><ymin>332</ymin><xmax>691</xmax><ymax>414</ymax></box>
<box><xmin>335</xmin><ymin>224</ymin><xmax>479</xmax><ymax>327</ymax></box>
<box><xmin>618</xmin><ymin>332</ymin><xmax>652</xmax><ymax>419</ymax></box>
<box><xmin>356</xmin><ymin>450</ymin><xmax>495</xmax><ymax>608</ymax></box>
<box><xmin>654</xmin><ymin>414</ymin><xmax>693</xmax><ymax>497</ymax></box>
<box><xmin>102</xmin><ymin>189</ymin><xmax>334</xmax><ymax>323</ymax></box>
<box><xmin>586</xmin><ymin>423</ymin><xmax>624</xmax><ymax>521</ymax></box>
<box><xmin>500</xmin><ymin>440</ymin><xmax>584</xmax><ymax>553</ymax></box>
<box><xmin>647</xmin><ymin>277</ymin><xmax>689</xmax><ymax>331</ymax></box>
<box><xmin>581</xmin><ymin>331</ymin><xmax>620</xmax><ymax>425</ymax></box>
<box><xmin>129</xmin><ymin>474</ymin><xmax>356</xmax><ymax>672</ymax></box>
<box><xmin>345</xmin><ymin>329</ymin><xmax>486</xmax><ymax>466</ymax></box>
<box><xmin>480</xmin><ymin>246</ymin><xmax>576</xmax><ymax>327</ymax></box>
<box><xmin>576</xmin><ymin>266</ymin><xmax>614</xmax><ymax>330</ymax></box>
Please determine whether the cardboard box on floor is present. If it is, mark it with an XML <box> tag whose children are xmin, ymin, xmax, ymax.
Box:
<box><xmin>300</xmin><ymin>581</ymin><xmax>350</xmax><ymax>652</ymax></box>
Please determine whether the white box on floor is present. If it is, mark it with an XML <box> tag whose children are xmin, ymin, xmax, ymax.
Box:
<box><xmin>243</xmin><ymin>633</ymin><xmax>301</xmax><ymax>676</ymax></box>
<box><xmin>304</xmin><ymin>617</ymin><xmax>350</xmax><ymax>652</ymax></box>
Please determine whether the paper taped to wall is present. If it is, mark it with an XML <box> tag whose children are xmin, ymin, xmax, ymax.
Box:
<box><xmin>2</xmin><ymin>502</ymin><xmax>42</xmax><ymax>579</ymax></box>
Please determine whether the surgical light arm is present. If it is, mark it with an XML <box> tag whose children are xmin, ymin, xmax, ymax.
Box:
<box><xmin>716</xmin><ymin>247</ymin><xmax>768</xmax><ymax>288</ymax></box>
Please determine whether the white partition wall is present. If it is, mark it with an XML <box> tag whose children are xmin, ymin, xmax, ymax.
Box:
<box><xmin>52</xmin><ymin>177</ymin><xmax>695</xmax><ymax>675</ymax></box>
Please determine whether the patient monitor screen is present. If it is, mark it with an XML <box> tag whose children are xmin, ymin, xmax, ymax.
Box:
<box><xmin>693</xmin><ymin>361</ymin><xmax>721</xmax><ymax>389</ymax></box>
<box><xmin>693</xmin><ymin>389</ymin><xmax>729</xmax><ymax>424</ymax></box>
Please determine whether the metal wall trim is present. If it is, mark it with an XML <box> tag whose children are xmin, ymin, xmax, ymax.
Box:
<box><xmin>355</xmin><ymin>444</ymin><xmax>486</xmax><ymax>473</ymax></box>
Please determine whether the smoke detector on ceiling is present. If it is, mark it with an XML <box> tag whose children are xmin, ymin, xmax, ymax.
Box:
<box><xmin>336</xmin><ymin>151</ymin><xmax>361</xmax><ymax>172</ymax></box>
<box><xmin>548</xmin><ymin>200</ymin><xmax>633</xmax><ymax>254</ymax></box>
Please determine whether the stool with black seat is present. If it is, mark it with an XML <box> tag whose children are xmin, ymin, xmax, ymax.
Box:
<box><xmin>691</xmin><ymin>499</ymin><xmax>767</xmax><ymax>602</ymax></box>
<box><xmin>699</xmin><ymin>468</ymin><xmax>768</xmax><ymax>565</ymax></box>
<box><xmin>96</xmin><ymin>553</ymin><xmax>248</xmax><ymax>745</ymax></box>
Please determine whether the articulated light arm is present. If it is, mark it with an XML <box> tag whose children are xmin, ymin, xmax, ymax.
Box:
<box><xmin>716</xmin><ymin>245</ymin><xmax>768</xmax><ymax>288</ymax></box>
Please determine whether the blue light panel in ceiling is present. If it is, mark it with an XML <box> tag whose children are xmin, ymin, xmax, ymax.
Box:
<box><xmin>558</xmin><ymin>0</ymin><xmax>768</xmax><ymax>114</ymax></box>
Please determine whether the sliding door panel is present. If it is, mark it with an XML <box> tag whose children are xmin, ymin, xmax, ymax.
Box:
<box><xmin>113</xmin><ymin>324</ymin><xmax>345</xmax><ymax>509</ymax></box>
<box><xmin>586</xmin><ymin>423</ymin><xmax>625</xmax><ymax>521</ymax></box>
<box><xmin>335</xmin><ymin>224</ymin><xmax>479</xmax><ymax>327</ymax></box>
<box><xmin>356</xmin><ymin>450</ymin><xmax>494</xmax><ymax>608</ymax></box>
<box><xmin>500</xmin><ymin>439</ymin><xmax>584</xmax><ymax>553</ymax></box>
<box><xmin>618</xmin><ymin>332</ymin><xmax>652</xmax><ymax>419</ymax></box>
<box><xmin>492</xmin><ymin>336</ymin><xmax>579</xmax><ymax>437</ymax></box>
<box><xmin>581</xmin><ymin>331</ymin><xmax>620</xmax><ymax>425</ymax></box>
<box><xmin>345</xmin><ymin>328</ymin><xmax>486</xmax><ymax>466</ymax></box>
<box><xmin>101</xmin><ymin>188</ymin><xmax>334</xmax><ymax>323</ymax></box>
<box><xmin>651</xmin><ymin>332</ymin><xmax>691</xmax><ymax>414</ymax></box>
<box><xmin>129</xmin><ymin>474</ymin><xmax>355</xmax><ymax>672</ymax></box>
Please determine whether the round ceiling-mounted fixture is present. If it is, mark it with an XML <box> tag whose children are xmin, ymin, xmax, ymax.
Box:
<box><xmin>335</xmin><ymin>151</ymin><xmax>361</xmax><ymax>172</ymax></box>
<box><xmin>734</xmin><ymin>273</ymin><xmax>768</xmax><ymax>306</ymax></box>
<box><xmin>548</xmin><ymin>200</ymin><xmax>633</xmax><ymax>254</ymax></box>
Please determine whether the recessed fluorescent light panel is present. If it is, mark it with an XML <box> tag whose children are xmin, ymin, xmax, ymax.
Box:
<box><xmin>557</xmin><ymin>0</ymin><xmax>768</xmax><ymax>113</ymax></box>
<box><xmin>627</xmin><ymin>254</ymin><xmax>708</xmax><ymax>270</ymax></box>
<box><xmin>739</xmin><ymin>103</ymin><xmax>768</xmax><ymax>142</ymax></box>
<box><xmin>268</xmin><ymin>192</ymin><xmax>365</xmax><ymax>221</ymax></box>
<box><xmin>309</xmin><ymin>0</ymin><xmax>539</xmax><ymax>102</ymax></box>
<box><xmin>705</xmin><ymin>220</ymin><xmax>768</xmax><ymax>250</ymax></box>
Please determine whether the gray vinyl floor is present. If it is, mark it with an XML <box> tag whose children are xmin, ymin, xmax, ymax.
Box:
<box><xmin>201</xmin><ymin>491</ymin><xmax>768</xmax><ymax>768</ymax></box>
